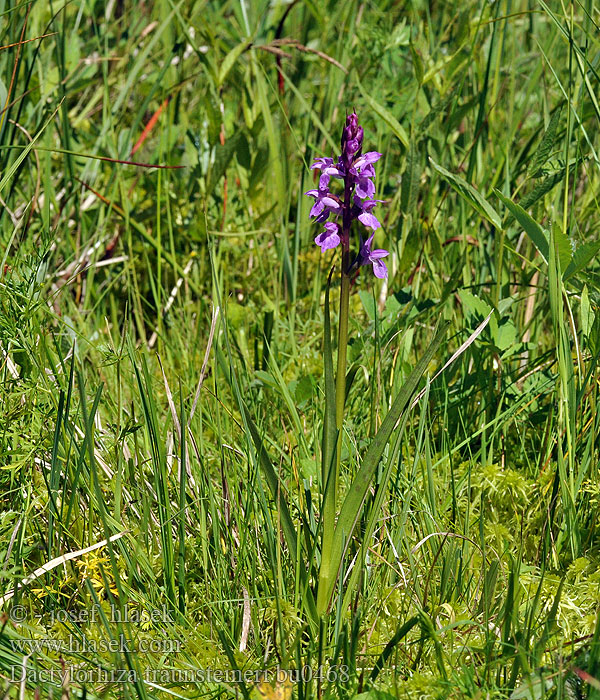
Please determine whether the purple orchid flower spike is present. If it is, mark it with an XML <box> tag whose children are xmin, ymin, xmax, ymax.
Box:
<box><xmin>359</xmin><ymin>234</ymin><xmax>389</xmax><ymax>279</ymax></box>
<box><xmin>305</xmin><ymin>111</ymin><xmax>388</xmax><ymax>279</ymax></box>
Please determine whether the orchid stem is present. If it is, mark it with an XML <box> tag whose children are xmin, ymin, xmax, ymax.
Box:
<box><xmin>336</xmin><ymin>249</ymin><xmax>351</xmax><ymax>466</ymax></box>
<box><xmin>317</xmin><ymin>229</ymin><xmax>351</xmax><ymax>616</ymax></box>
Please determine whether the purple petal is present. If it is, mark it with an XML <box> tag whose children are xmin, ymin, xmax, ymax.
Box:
<box><xmin>372</xmin><ymin>258</ymin><xmax>388</xmax><ymax>279</ymax></box>
<box><xmin>360</xmin><ymin>235</ymin><xmax>374</xmax><ymax>257</ymax></box>
<box><xmin>358</xmin><ymin>211</ymin><xmax>381</xmax><ymax>229</ymax></box>
<box><xmin>315</xmin><ymin>223</ymin><xmax>340</xmax><ymax>251</ymax></box>
<box><xmin>369</xmin><ymin>248</ymin><xmax>389</xmax><ymax>259</ymax></box>
<box><xmin>361</xmin><ymin>198</ymin><xmax>383</xmax><ymax>210</ymax></box>
<box><xmin>319</xmin><ymin>173</ymin><xmax>330</xmax><ymax>189</ymax></box>
<box><xmin>305</xmin><ymin>189</ymin><xmax>319</xmax><ymax>197</ymax></box>
<box><xmin>323</xmin><ymin>166</ymin><xmax>344</xmax><ymax>178</ymax></box>
<box><xmin>354</xmin><ymin>152</ymin><xmax>382</xmax><ymax>169</ymax></box>
<box><xmin>346</xmin><ymin>138</ymin><xmax>361</xmax><ymax>155</ymax></box>
<box><xmin>311</xmin><ymin>157</ymin><xmax>333</xmax><ymax>170</ymax></box>
<box><xmin>310</xmin><ymin>200</ymin><xmax>325</xmax><ymax>218</ymax></box>
<box><xmin>322</xmin><ymin>196</ymin><xmax>341</xmax><ymax>212</ymax></box>
<box><xmin>355</xmin><ymin>178</ymin><xmax>375</xmax><ymax>199</ymax></box>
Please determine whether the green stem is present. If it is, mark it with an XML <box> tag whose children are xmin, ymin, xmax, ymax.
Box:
<box><xmin>317</xmin><ymin>138</ymin><xmax>354</xmax><ymax>616</ymax></box>
<box><xmin>335</xmin><ymin>250</ymin><xmax>351</xmax><ymax>458</ymax></box>
<box><xmin>317</xmin><ymin>247</ymin><xmax>351</xmax><ymax>616</ymax></box>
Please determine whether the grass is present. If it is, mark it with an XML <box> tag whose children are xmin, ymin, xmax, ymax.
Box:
<box><xmin>1</xmin><ymin>0</ymin><xmax>600</xmax><ymax>698</ymax></box>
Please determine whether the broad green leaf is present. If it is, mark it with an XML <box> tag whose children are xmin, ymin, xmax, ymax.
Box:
<box><xmin>458</xmin><ymin>289</ymin><xmax>492</xmax><ymax>319</ymax></box>
<box><xmin>528</xmin><ymin>103</ymin><xmax>563</xmax><ymax>177</ymax></box>
<box><xmin>563</xmin><ymin>240</ymin><xmax>600</xmax><ymax>281</ymax></box>
<box><xmin>359</xmin><ymin>289</ymin><xmax>376</xmax><ymax>320</ymax></box>
<box><xmin>352</xmin><ymin>691</ymin><xmax>397</xmax><ymax>700</ymax></box>
<box><xmin>218</xmin><ymin>41</ymin><xmax>251</xmax><ymax>87</ymax></box>
<box><xmin>510</xmin><ymin>675</ymin><xmax>554</xmax><ymax>700</ymax></box>
<box><xmin>431</xmin><ymin>159</ymin><xmax>502</xmax><ymax>229</ymax></box>
<box><xmin>493</xmin><ymin>319</ymin><xmax>517</xmax><ymax>353</ymax></box>
<box><xmin>357</xmin><ymin>78</ymin><xmax>409</xmax><ymax>148</ymax></box>
<box><xmin>495</xmin><ymin>190</ymin><xmax>549</xmax><ymax>261</ymax></box>
<box><xmin>518</xmin><ymin>167</ymin><xmax>567</xmax><ymax>211</ymax></box>
<box><xmin>552</xmin><ymin>222</ymin><xmax>572</xmax><ymax>272</ymax></box>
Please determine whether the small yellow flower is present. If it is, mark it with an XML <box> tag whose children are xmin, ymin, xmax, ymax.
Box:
<box><xmin>255</xmin><ymin>671</ymin><xmax>293</xmax><ymax>700</ymax></box>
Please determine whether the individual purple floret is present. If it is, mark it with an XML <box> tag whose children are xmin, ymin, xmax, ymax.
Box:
<box><xmin>305</xmin><ymin>112</ymin><xmax>388</xmax><ymax>278</ymax></box>
<box><xmin>305</xmin><ymin>180</ymin><xmax>342</xmax><ymax>222</ymax></box>
<box><xmin>354</xmin><ymin>198</ymin><xmax>383</xmax><ymax>230</ymax></box>
<box><xmin>351</xmin><ymin>152</ymin><xmax>381</xmax><ymax>199</ymax></box>
<box><xmin>310</xmin><ymin>157</ymin><xmax>345</xmax><ymax>181</ymax></box>
<box><xmin>359</xmin><ymin>235</ymin><xmax>389</xmax><ymax>279</ymax></box>
<box><xmin>315</xmin><ymin>222</ymin><xmax>341</xmax><ymax>251</ymax></box>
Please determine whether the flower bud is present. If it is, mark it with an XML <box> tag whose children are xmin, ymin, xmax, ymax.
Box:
<box><xmin>341</xmin><ymin>113</ymin><xmax>363</xmax><ymax>164</ymax></box>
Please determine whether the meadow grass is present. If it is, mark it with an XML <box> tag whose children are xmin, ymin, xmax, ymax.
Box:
<box><xmin>1</xmin><ymin>1</ymin><xmax>600</xmax><ymax>698</ymax></box>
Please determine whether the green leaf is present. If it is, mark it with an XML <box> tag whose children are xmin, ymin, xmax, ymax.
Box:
<box><xmin>293</xmin><ymin>375</ymin><xmax>314</xmax><ymax>405</ymax></box>
<box><xmin>322</xmin><ymin>322</ymin><xmax>449</xmax><ymax>607</ymax></box>
<box><xmin>580</xmin><ymin>285</ymin><xmax>594</xmax><ymax>337</ymax></box>
<box><xmin>552</xmin><ymin>222</ymin><xmax>572</xmax><ymax>272</ymax></box>
<box><xmin>401</xmin><ymin>140</ymin><xmax>421</xmax><ymax>216</ymax></box>
<box><xmin>357</xmin><ymin>78</ymin><xmax>409</xmax><ymax>148</ymax></box>
<box><xmin>218</xmin><ymin>40</ymin><xmax>251</xmax><ymax>87</ymax></box>
<box><xmin>563</xmin><ymin>240</ymin><xmax>600</xmax><ymax>281</ymax></box>
<box><xmin>458</xmin><ymin>289</ymin><xmax>492</xmax><ymax>319</ymax></box>
<box><xmin>518</xmin><ymin>168</ymin><xmax>567</xmax><ymax>211</ymax></box>
<box><xmin>509</xmin><ymin>675</ymin><xmax>554</xmax><ymax>700</ymax></box>
<box><xmin>368</xmin><ymin>616</ymin><xmax>419</xmax><ymax>683</ymax></box>
<box><xmin>359</xmin><ymin>289</ymin><xmax>376</xmax><ymax>320</ymax></box>
<box><xmin>430</xmin><ymin>159</ymin><xmax>502</xmax><ymax>229</ymax></box>
<box><xmin>493</xmin><ymin>318</ymin><xmax>517</xmax><ymax>353</ymax></box>
<box><xmin>208</xmin><ymin>131</ymin><xmax>243</xmax><ymax>193</ymax></box>
<box><xmin>495</xmin><ymin>190</ymin><xmax>549</xmax><ymax>262</ymax></box>
<box><xmin>409</xmin><ymin>41</ymin><xmax>424</xmax><ymax>85</ymax></box>
<box><xmin>352</xmin><ymin>691</ymin><xmax>397</xmax><ymax>700</ymax></box>
<box><xmin>528</xmin><ymin>103</ymin><xmax>563</xmax><ymax>177</ymax></box>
